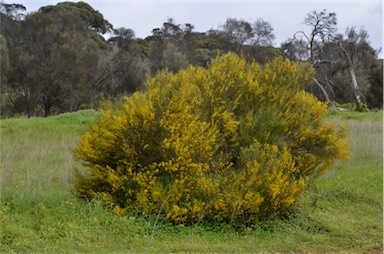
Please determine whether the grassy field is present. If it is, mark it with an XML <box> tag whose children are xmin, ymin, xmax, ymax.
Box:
<box><xmin>1</xmin><ymin>110</ymin><xmax>382</xmax><ymax>253</ymax></box>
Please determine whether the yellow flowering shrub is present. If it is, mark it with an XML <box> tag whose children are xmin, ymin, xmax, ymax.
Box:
<box><xmin>75</xmin><ymin>52</ymin><xmax>349</xmax><ymax>225</ymax></box>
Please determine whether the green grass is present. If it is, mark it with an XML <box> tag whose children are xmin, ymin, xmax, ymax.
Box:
<box><xmin>1</xmin><ymin>110</ymin><xmax>382</xmax><ymax>253</ymax></box>
<box><xmin>326</xmin><ymin>110</ymin><xmax>383</xmax><ymax>121</ymax></box>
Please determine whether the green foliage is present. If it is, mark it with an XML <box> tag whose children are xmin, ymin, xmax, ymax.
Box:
<box><xmin>161</xmin><ymin>43</ymin><xmax>189</xmax><ymax>72</ymax></box>
<box><xmin>1</xmin><ymin>2</ymin><xmax>112</xmax><ymax>118</ymax></box>
<box><xmin>366</xmin><ymin>59</ymin><xmax>383</xmax><ymax>109</ymax></box>
<box><xmin>2</xmin><ymin>4</ymin><xmax>382</xmax><ymax>118</ymax></box>
<box><xmin>39</xmin><ymin>1</ymin><xmax>113</xmax><ymax>35</ymax></box>
<box><xmin>356</xmin><ymin>102</ymin><xmax>370</xmax><ymax>112</ymax></box>
<box><xmin>0</xmin><ymin>36</ymin><xmax>9</xmax><ymax>84</ymax></box>
<box><xmin>75</xmin><ymin>53</ymin><xmax>349</xmax><ymax>224</ymax></box>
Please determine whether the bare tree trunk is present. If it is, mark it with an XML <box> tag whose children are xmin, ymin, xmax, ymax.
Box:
<box><xmin>313</xmin><ymin>78</ymin><xmax>336</xmax><ymax>107</ymax></box>
<box><xmin>337</xmin><ymin>40</ymin><xmax>363</xmax><ymax>111</ymax></box>
<box><xmin>348</xmin><ymin>67</ymin><xmax>362</xmax><ymax>111</ymax></box>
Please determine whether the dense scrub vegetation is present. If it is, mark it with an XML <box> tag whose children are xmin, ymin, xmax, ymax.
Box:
<box><xmin>74</xmin><ymin>53</ymin><xmax>349</xmax><ymax>225</ymax></box>
<box><xmin>0</xmin><ymin>3</ymin><xmax>382</xmax><ymax>118</ymax></box>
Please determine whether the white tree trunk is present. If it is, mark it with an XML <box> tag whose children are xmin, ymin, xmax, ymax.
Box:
<box><xmin>313</xmin><ymin>78</ymin><xmax>336</xmax><ymax>107</ymax></box>
<box><xmin>348</xmin><ymin>67</ymin><xmax>362</xmax><ymax>110</ymax></box>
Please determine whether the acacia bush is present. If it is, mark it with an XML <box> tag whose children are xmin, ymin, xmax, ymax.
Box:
<box><xmin>75</xmin><ymin>53</ymin><xmax>349</xmax><ymax>225</ymax></box>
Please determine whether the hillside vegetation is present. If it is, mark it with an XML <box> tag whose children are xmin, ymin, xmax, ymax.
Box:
<box><xmin>0</xmin><ymin>110</ymin><xmax>382</xmax><ymax>253</ymax></box>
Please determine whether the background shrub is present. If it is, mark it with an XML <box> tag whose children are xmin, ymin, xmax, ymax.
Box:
<box><xmin>75</xmin><ymin>53</ymin><xmax>349</xmax><ymax>225</ymax></box>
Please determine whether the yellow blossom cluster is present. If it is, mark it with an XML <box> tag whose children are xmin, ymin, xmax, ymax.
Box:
<box><xmin>74</xmin><ymin>52</ymin><xmax>349</xmax><ymax>224</ymax></box>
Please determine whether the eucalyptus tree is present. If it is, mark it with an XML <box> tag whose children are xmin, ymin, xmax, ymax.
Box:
<box><xmin>299</xmin><ymin>9</ymin><xmax>337</xmax><ymax>62</ymax></box>
<box><xmin>282</xmin><ymin>10</ymin><xmax>381</xmax><ymax>110</ymax></box>
<box><xmin>245</xmin><ymin>18</ymin><xmax>278</xmax><ymax>63</ymax></box>
<box><xmin>251</xmin><ymin>18</ymin><xmax>275</xmax><ymax>47</ymax></box>
<box><xmin>0</xmin><ymin>3</ymin><xmax>25</xmax><ymax>20</ymax></box>
<box><xmin>0</xmin><ymin>35</ymin><xmax>9</xmax><ymax>88</ymax></box>
<box><xmin>146</xmin><ymin>18</ymin><xmax>191</xmax><ymax>73</ymax></box>
<box><xmin>334</xmin><ymin>27</ymin><xmax>375</xmax><ymax>110</ymax></box>
<box><xmin>39</xmin><ymin>1</ymin><xmax>112</xmax><ymax>35</ymax></box>
<box><xmin>282</xmin><ymin>9</ymin><xmax>338</xmax><ymax>106</ymax></box>
<box><xmin>366</xmin><ymin>59</ymin><xmax>382</xmax><ymax>109</ymax></box>
<box><xmin>100</xmin><ymin>27</ymin><xmax>150</xmax><ymax>97</ymax></box>
<box><xmin>221</xmin><ymin>18</ymin><xmax>253</xmax><ymax>52</ymax></box>
<box><xmin>219</xmin><ymin>17</ymin><xmax>275</xmax><ymax>55</ymax></box>
<box><xmin>3</xmin><ymin>2</ymin><xmax>112</xmax><ymax>117</ymax></box>
<box><xmin>109</xmin><ymin>27</ymin><xmax>136</xmax><ymax>50</ymax></box>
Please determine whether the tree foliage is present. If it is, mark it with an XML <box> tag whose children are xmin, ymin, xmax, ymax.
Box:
<box><xmin>74</xmin><ymin>53</ymin><xmax>349</xmax><ymax>225</ymax></box>
<box><xmin>39</xmin><ymin>1</ymin><xmax>113</xmax><ymax>35</ymax></box>
<box><xmin>1</xmin><ymin>3</ymin><xmax>382</xmax><ymax>118</ymax></box>
<box><xmin>1</xmin><ymin>1</ymin><xmax>111</xmax><ymax>117</ymax></box>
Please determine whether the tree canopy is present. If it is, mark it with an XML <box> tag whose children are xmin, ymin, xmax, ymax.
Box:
<box><xmin>0</xmin><ymin>3</ymin><xmax>382</xmax><ymax>117</ymax></box>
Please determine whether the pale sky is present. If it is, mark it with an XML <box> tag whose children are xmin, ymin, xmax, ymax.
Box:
<box><xmin>9</xmin><ymin>0</ymin><xmax>384</xmax><ymax>57</ymax></box>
